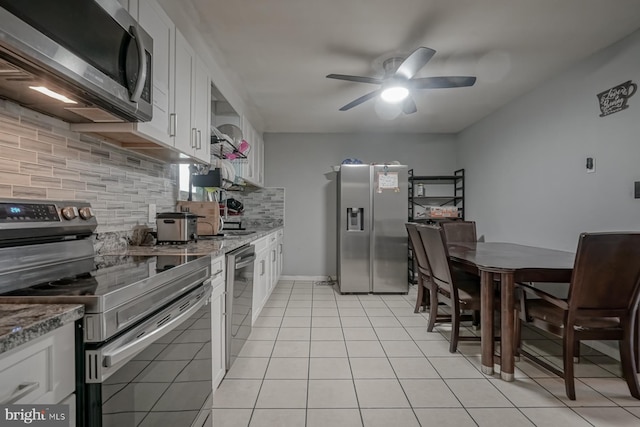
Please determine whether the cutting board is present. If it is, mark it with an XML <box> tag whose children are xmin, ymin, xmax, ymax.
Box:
<box><xmin>176</xmin><ymin>201</ymin><xmax>220</xmax><ymax>235</ymax></box>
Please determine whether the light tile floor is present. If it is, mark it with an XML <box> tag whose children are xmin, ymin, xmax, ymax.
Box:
<box><xmin>210</xmin><ymin>280</ymin><xmax>640</xmax><ymax>427</ymax></box>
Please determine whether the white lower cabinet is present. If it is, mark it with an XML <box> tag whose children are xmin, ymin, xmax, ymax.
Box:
<box><xmin>60</xmin><ymin>393</ymin><xmax>77</xmax><ymax>427</ymax></box>
<box><xmin>0</xmin><ymin>323</ymin><xmax>76</xmax><ymax>425</ymax></box>
<box><xmin>251</xmin><ymin>230</ymin><xmax>284</xmax><ymax>324</ymax></box>
<box><xmin>251</xmin><ymin>236</ymin><xmax>269</xmax><ymax>324</ymax></box>
<box><xmin>268</xmin><ymin>233</ymin><xmax>278</xmax><ymax>294</ymax></box>
<box><xmin>276</xmin><ymin>230</ymin><xmax>284</xmax><ymax>281</ymax></box>
<box><xmin>210</xmin><ymin>255</ymin><xmax>226</xmax><ymax>389</ymax></box>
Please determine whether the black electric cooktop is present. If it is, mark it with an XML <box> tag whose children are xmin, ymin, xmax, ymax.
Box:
<box><xmin>0</xmin><ymin>253</ymin><xmax>205</xmax><ymax>299</ymax></box>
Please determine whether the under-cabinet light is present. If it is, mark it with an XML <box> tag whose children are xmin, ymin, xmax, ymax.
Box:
<box><xmin>29</xmin><ymin>86</ymin><xmax>77</xmax><ymax>104</ymax></box>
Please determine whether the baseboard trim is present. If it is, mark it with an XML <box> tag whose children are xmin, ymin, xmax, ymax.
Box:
<box><xmin>583</xmin><ymin>340</ymin><xmax>620</xmax><ymax>361</ymax></box>
<box><xmin>280</xmin><ymin>275</ymin><xmax>335</xmax><ymax>282</ymax></box>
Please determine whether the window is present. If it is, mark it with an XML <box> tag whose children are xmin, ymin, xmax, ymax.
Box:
<box><xmin>178</xmin><ymin>163</ymin><xmax>205</xmax><ymax>201</ymax></box>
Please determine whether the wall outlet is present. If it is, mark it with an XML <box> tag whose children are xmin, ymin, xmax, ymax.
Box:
<box><xmin>148</xmin><ymin>203</ymin><xmax>156</xmax><ymax>223</ymax></box>
<box><xmin>586</xmin><ymin>157</ymin><xmax>595</xmax><ymax>173</ymax></box>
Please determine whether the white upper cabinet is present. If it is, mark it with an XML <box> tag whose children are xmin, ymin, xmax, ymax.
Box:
<box><xmin>135</xmin><ymin>0</ymin><xmax>175</xmax><ymax>146</ymax></box>
<box><xmin>238</xmin><ymin>115</ymin><xmax>264</xmax><ymax>187</ymax></box>
<box><xmin>71</xmin><ymin>0</ymin><xmax>210</xmax><ymax>164</ymax></box>
<box><xmin>174</xmin><ymin>30</ymin><xmax>195</xmax><ymax>156</ymax></box>
<box><xmin>194</xmin><ymin>57</ymin><xmax>211</xmax><ymax>163</ymax></box>
<box><xmin>240</xmin><ymin>116</ymin><xmax>254</xmax><ymax>183</ymax></box>
<box><xmin>174</xmin><ymin>31</ymin><xmax>210</xmax><ymax>163</ymax></box>
<box><xmin>254</xmin><ymin>130</ymin><xmax>264</xmax><ymax>185</ymax></box>
<box><xmin>253</xmin><ymin>128</ymin><xmax>264</xmax><ymax>187</ymax></box>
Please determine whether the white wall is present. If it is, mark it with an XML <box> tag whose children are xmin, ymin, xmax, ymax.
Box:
<box><xmin>263</xmin><ymin>133</ymin><xmax>458</xmax><ymax>276</ymax></box>
<box><xmin>457</xmin><ymin>29</ymin><xmax>640</xmax><ymax>250</ymax></box>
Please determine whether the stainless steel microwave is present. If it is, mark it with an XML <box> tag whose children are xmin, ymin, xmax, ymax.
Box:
<box><xmin>0</xmin><ymin>0</ymin><xmax>153</xmax><ymax>123</ymax></box>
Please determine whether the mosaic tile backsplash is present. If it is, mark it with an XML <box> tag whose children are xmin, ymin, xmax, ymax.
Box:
<box><xmin>0</xmin><ymin>100</ymin><xmax>178</xmax><ymax>239</ymax></box>
<box><xmin>0</xmin><ymin>100</ymin><xmax>284</xmax><ymax>250</ymax></box>
<box><xmin>230</xmin><ymin>187</ymin><xmax>285</xmax><ymax>227</ymax></box>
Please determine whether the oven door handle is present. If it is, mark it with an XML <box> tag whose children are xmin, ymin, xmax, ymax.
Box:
<box><xmin>102</xmin><ymin>282</ymin><xmax>212</xmax><ymax>368</ymax></box>
<box><xmin>235</xmin><ymin>255</ymin><xmax>256</xmax><ymax>269</ymax></box>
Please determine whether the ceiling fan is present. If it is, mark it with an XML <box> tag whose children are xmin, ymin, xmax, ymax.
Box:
<box><xmin>326</xmin><ymin>47</ymin><xmax>476</xmax><ymax>114</ymax></box>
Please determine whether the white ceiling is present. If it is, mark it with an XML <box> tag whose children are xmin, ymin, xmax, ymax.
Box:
<box><xmin>184</xmin><ymin>0</ymin><xmax>640</xmax><ymax>134</ymax></box>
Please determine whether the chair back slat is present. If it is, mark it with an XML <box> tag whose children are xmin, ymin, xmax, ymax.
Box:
<box><xmin>568</xmin><ymin>233</ymin><xmax>640</xmax><ymax>315</ymax></box>
<box><xmin>417</xmin><ymin>224</ymin><xmax>455</xmax><ymax>295</ymax></box>
<box><xmin>405</xmin><ymin>223</ymin><xmax>430</xmax><ymax>275</ymax></box>
<box><xmin>441</xmin><ymin>221</ymin><xmax>477</xmax><ymax>243</ymax></box>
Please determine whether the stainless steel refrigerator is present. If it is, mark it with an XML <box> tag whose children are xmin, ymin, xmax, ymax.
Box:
<box><xmin>337</xmin><ymin>164</ymin><xmax>408</xmax><ymax>293</ymax></box>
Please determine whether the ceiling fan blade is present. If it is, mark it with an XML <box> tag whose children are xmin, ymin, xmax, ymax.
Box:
<box><xmin>409</xmin><ymin>76</ymin><xmax>477</xmax><ymax>89</ymax></box>
<box><xmin>339</xmin><ymin>90</ymin><xmax>381</xmax><ymax>111</ymax></box>
<box><xmin>402</xmin><ymin>96</ymin><xmax>417</xmax><ymax>115</ymax></box>
<box><xmin>326</xmin><ymin>74</ymin><xmax>383</xmax><ymax>85</ymax></box>
<box><xmin>395</xmin><ymin>47</ymin><xmax>436</xmax><ymax>79</ymax></box>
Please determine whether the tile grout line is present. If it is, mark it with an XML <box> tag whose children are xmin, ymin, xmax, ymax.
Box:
<box><xmin>246</xmin><ymin>280</ymin><xmax>291</xmax><ymax>425</ymax></box>
<box><xmin>330</xmin><ymin>284</ymin><xmax>367</xmax><ymax>427</ymax></box>
<box><xmin>381</xmin><ymin>295</ymin><xmax>477</xmax><ymax>426</ymax></box>
<box><xmin>229</xmin><ymin>282</ymin><xmax>640</xmax><ymax>426</ymax></box>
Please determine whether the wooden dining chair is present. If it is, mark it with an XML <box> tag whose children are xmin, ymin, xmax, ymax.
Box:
<box><xmin>440</xmin><ymin>220</ymin><xmax>482</xmax><ymax>328</ymax></box>
<box><xmin>440</xmin><ymin>220</ymin><xmax>477</xmax><ymax>243</ymax></box>
<box><xmin>416</xmin><ymin>223</ymin><xmax>484</xmax><ymax>352</ymax></box>
<box><xmin>406</xmin><ymin>222</ymin><xmax>432</xmax><ymax>313</ymax></box>
<box><xmin>516</xmin><ymin>232</ymin><xmax>640</xmax><ymax>400</ymax></box>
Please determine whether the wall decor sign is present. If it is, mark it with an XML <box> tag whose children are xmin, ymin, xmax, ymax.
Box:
<box><xmin>597</xmin><ymin>80</ymin><xmax>636</xmax><ymax>117</ymax></box>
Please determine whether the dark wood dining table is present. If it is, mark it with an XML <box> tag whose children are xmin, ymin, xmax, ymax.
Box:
<box><xmin>447</xmin><ymin>242</ymin><xmax>575</xmax><ymax>381</ymax></box>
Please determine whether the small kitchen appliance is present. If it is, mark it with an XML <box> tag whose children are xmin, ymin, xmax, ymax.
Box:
<box><xmin>155</xmin><ymin>211</ymin><xmax>198</xmax><ymax>243</ymax></box>
<box><xmin>0</xmin><ymin>0</ymin><xmax>153</xmax><ymax>123</ymax></box>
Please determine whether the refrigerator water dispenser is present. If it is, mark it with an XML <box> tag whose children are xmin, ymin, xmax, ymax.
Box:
<box><xmin>347</xmin><ymin>208</ymin><xmax>363</xmax><ymax>231</ymax></box>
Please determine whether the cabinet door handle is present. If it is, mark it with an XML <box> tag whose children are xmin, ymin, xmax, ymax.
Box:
<box><xmin>279</xmin><ymin>243</ymin><xmax>283</xmax><ymax>254</ymax></box>
<box><xmin>197</xmin><ymin>130</ymin><xmax>202</xmax><ymax>149</ymax></box>
<box><xmin>191</xmin><ymin>128</ymin><xmax>197</xmax><ymax>148</ymax></box>
<box><xmin>272</xmin><ymin>250</ymin><xmax>276</xmax><ymax>262</ymax></box>
<box><xmin>169</xmin><ymin>113</ymin><xmax>176</xmax><ymax>137</ymax></box>
<box><xmin>0</xmin><ymin>382</ymin><xmax>40</xmax><ymax>405</ymax></box>
<box><xmin>260</xmin><ymin>260</ymin><xmax>265</xmax><ymax>276</ymax></box>
<box><xmin>212</xmin><ymin>269</ymin><xmax>224</xmax><ymax>279</ymax></box>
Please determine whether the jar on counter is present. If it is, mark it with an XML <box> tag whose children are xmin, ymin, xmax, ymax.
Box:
<box><xmin>416</xmin><ymin>184</ymin><xmax>425</xmax><ymax>197</ymax></box>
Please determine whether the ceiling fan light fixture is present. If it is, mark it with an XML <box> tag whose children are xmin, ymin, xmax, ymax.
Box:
<box><xmin>380</xmin><ymin>85</ymin><xmax>409</xmax><ymax>103</ymax></box>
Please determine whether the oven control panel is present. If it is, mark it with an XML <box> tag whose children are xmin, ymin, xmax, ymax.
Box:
<box><xmin>0</xmin><ymin>202</ymin><xmax>60</xmax><ymax>222</ymax></box>
<box><xmin>0</xmin><ymin>199</ymin><xmax>97</xmax><ymax>241</ymax></box>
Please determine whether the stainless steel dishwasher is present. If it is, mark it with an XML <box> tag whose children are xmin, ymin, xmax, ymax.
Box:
<box><xmin>225</xmin><ymin>244</ymin><xmax>255</xmax><ymax>369</ymax></box>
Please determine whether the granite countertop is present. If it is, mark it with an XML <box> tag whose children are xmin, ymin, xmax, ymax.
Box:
<box><xmin>0</xmin><ymin>227</ymin><xmax>282</xmax><ymax>353</ymax></box>
<box><xmin>106</xmin><ymin>226</ymin><xmax>283</xmax><ymax>257</ymax></box>
<box><xmin>0</xmin><ymin>304</ymin><xmax>84</xmax><ymax>355</ymax></box>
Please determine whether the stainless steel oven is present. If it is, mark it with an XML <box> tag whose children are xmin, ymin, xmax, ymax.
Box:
<box><xmin>0</xmin><ymin>199</ymin><xmax>215</xmax><ymax>427</ymax></box>
<box><xmin>85</xmin><ymin>278</ymin><xmax>213</xmax><ymax>427</ymax></box>
<box><xmin>225</xmin><ymin>245</ymin><xmax>255</xmax><ymax>369</ymax></box>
